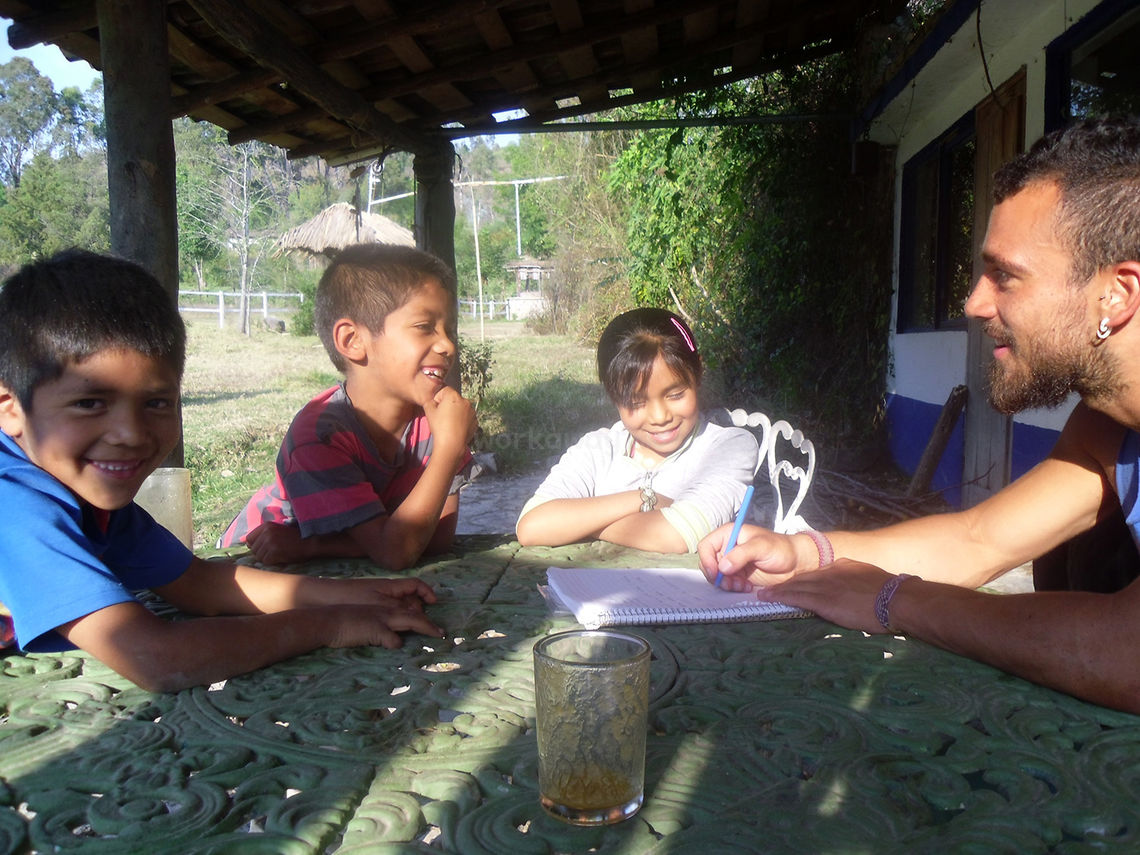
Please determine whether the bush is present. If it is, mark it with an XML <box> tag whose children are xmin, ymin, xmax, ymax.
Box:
<box><xmin>290</xmin><ymin>277</ymin><xmax>318</xmax><ymax>337</ymax></box>
<box><xmin>459</xmin><ymin>336</ymin><xmax>495</xmax><ymax>411</ymax></box>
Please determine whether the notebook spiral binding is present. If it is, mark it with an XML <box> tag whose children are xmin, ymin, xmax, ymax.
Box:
<box><xmin>593</xmin><ymin>604</ymin><xmax>804</xmax><ymax>625</ymax></box>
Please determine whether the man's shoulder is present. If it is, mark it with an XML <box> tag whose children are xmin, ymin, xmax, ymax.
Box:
<box><xmin>1055</xmin><ymin>402</ymin><xmax>1130</xmax><ymax>471</ymax></box>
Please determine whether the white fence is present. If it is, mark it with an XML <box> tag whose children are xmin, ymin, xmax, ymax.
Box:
<box><xmin>459</xmin><ymin>294</ymin><xmax>546</xmax><ymax>321</ymax></box>
<box><xmin>178</xmin><ymin>291</ymin><xmax>304</xmax><ymax>329</ymax></box>
<box><xmin>458</xmin><ymin>298</ymin><xmax>512</xmax><ymax>321</ymax></box>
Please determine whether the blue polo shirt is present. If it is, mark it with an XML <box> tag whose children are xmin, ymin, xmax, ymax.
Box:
<box><xmin>0</xmin><ymin>431</ymin><xmax>193</xmax><ymax>652</ymax></box>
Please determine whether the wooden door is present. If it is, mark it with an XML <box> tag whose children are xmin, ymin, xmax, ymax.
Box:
<box><xmin>962</xmin><ymin>69</ymin><xmax>1026</xmax><ymax>508</ymax></box>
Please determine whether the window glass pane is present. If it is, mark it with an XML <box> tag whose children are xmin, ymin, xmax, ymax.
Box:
<box><xmin>901</xmin><ymin>156</ymin><xmax>938</xmax><ymax>330</ymax></box>
<box><xmin>940</xmin><ymin>137</ymin><xmax>975</xmax><ymax>324</ymax></box>
<box><xmin>1068</xmin><ymin>8</ymin><xmax>1140</xmax><ymax>120</ymax></box>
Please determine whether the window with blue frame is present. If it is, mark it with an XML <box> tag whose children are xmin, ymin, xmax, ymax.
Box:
<box><xmin>1046</xmin><ymin>1</ymin><xmax>1140</xmax><ymax>129</ymax></box>
<box><xmin>897</xmin><ymin>113</ymin><xmax>975</xmax><ymax>333</ymax></box>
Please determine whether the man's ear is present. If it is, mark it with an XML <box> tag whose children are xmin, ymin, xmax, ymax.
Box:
<box><xmin>332</xmin><ymin>318</ymin><xmax>368</xmax><ymax>365</ymax></box>
<box><xmin>0</xmin><ymin>383</ymin><xmax>26</xmax><ymax>438</ymax></box>
<box><xmin>1104</xmin><ymin>260</ymin><xmax>1140</xmax><ymax>329</ymax></box>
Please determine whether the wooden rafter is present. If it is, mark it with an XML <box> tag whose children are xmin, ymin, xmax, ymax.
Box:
<box><xmin>1</xmin><ymin>0</ymin><xmax>909</xmax><ymax>163</ymax></box>
<box><xmin>184</xmin><ymin>0</ymin><xmax>435</xmax><ymax>154</ymax></box>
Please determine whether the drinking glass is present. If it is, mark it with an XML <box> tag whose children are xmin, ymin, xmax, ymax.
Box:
<box><xmin>135</xmin><ymin>467</ymin><xmax>193</xmax><ymax>548</ymax></box>
<box><xmin>533</xmin><ymin>629</ymin><xmax>650</xmax><ymax>825</ymax></box>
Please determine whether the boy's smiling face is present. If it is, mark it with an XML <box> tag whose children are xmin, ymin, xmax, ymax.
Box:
<box><xmin>0</xmin><ymin>348</ymin><xmax>181</xmax><ymax>510</ymax></box>
<box><xmin>363</xmin><ymin>277</ymin><xmax>457</xmax><ymax>406</ymax></box>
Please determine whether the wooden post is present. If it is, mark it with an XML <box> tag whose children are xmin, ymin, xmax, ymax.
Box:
<box><xmin>413</xmin><ymin>140</ymin><xmax>457</xmax><ymax>275</ymax></box>
<box><xmin>907</xmin><ymin>385</ymin><xmax>968</xmax><ymax>498</ymax></box>
<box><xmin>98</xmin><ymin>0</ymin><xmax>182</xmax><ymax>463</ymax></box>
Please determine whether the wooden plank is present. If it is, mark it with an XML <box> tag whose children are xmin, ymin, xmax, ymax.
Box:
<box><xmin>386</xmin><ymin>34</ymin><xmax>472</xmax><ymax>111</ymax></box>
<box><xmin>96</xmin><ymin>0</ymin><xmax>182</xmax><ymax>464</ymax></box>
<box><xmin>473</xmin><ymin>7</ymin><xmax>541</xmax><ymax>94</ymax></box>
<box><xmin>360</xmin><ymin>0</ymin><xmax>724</xmax><ymax>101</ymax></box>
<box><xmin>962</xmin><ymin>68</ymin><xmax>1025</xmax><ymax>508</ymax></box>
<box><xmin>907</xmin><ymin>385</ymin><xmax>968</xmax><ymax>498</ymax></box>
<box><xmin>184</xmin><ymin>0</ymin><xmax>432</xmax><ymax>154</ymax></box>
<box><xmin>732</xmin><ymin>0</ymin><xmax>770</xmax><ymax>68</ymax></box>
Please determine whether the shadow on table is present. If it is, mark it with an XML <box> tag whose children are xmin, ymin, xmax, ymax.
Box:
<box><xmin>3</xmin><ymin>535</ymin><xmax>1140</xmax><ymax>853</ymax></box>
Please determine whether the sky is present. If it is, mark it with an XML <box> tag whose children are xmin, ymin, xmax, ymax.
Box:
<box><xmin>0</xmin><ymin>19</ymin><xmax>101</xmax><ymax>92</ymax></box>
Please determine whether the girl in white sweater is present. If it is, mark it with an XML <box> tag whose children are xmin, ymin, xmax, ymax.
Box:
<box><xmin>516</xmin><ymin>308</ymin><xmax>757</xmax><ymax>553</ymax></box>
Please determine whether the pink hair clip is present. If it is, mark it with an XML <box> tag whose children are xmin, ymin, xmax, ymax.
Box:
<box><xmin>670</xmin><ymin>317</ymin><xmax>696</xmax><ymax>353</ymax></box>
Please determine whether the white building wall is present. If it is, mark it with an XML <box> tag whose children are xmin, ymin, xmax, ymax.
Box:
<box><xmin>873</xmin><ymin>0</ymin><xmax>1100</xmax><ymax>437</ymax></box>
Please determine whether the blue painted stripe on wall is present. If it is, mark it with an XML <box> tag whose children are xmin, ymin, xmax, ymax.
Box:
<box><xmin>1010</xmin><ymin>420</ymin><xmax>1060</xmax><ymax>480</ymax></box>
<box><xmin>885</xmin><ymin>394</ymin><xmax>965</xmax><ymax>506</ymax></box>
<box><xmin>885</xmin><ymin>393</ymin><xmax>1061</xmax><ymax>508</ymax></box>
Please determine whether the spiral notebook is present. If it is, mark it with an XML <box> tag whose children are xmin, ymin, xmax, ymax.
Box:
<box><xmin>544</xmin><ymin>566</ymin><xmax>811</xmax><ymax>629</ymax></box>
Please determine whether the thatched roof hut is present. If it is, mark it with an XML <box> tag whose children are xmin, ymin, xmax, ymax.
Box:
<box><xmin>275</xmin><ymin>202</ymin><xmax>415</xmax><ymax>259</ymax></box>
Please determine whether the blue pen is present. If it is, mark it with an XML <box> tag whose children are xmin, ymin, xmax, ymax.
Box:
<box><xmin>715</xmin><ymin>484</ymin><xmax>754</xmax><ymax>589</ymax></box>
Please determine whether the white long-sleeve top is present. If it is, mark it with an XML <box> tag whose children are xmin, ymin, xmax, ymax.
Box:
<box><xmin>519</xmin><ymin>417</ymin><xmax>759</xmax><ymax>552</ymax></box>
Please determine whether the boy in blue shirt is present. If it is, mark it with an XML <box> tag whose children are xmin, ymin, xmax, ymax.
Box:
<box><xmin>0</xmin><ymin>249</ymin><xmax>442</xmax><ymax>692</ymax></box>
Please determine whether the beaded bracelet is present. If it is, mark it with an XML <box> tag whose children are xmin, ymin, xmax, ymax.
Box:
<box><xmin>874</xmin><ymin>573</ymin><xmax>915</xmax><ymax>632</ymax></box>
<box><xmin>803</xmin><ymin>529</ymin><xmax>834</xmax><ymax>567</ymax></box>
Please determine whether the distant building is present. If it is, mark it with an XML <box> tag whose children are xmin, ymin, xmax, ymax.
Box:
<box><xmin>504</xmin><ymin>256</ymin><xmax>552</xmax><ymax>318</ymax></box>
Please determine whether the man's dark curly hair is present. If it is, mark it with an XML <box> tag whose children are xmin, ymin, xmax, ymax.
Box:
<box><xmin>993</xmin><ymin>116</ymin><xmax>1140</xmax><ymax>284</ymax></box>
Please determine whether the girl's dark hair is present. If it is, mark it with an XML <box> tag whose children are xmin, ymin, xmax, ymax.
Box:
<box><xmin>0</xmin><ymin>249</ymin><xmax>186</xmax><ymax>409</ymax></box>
<box><xmin>596</xmin><ymin>308</ymin><xmax>701</xmax><ymax>408</ymax></box>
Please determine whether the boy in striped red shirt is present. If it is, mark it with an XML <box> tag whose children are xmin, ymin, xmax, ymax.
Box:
<box><xmin>220</xmin><ymin>244</ymin><xmax>476</xmax><ymax>571</ymax></box>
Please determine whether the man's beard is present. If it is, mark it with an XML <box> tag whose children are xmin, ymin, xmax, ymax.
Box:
<box><xmin>986</xmin><ymin>323</ymin><xmax>1123</xmax><ymax>414</ymax></box>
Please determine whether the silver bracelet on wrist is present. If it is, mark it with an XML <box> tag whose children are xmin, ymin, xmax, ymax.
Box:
<box><xmin>639</xmin><ymin>484</ymin><xmax>657</xmax><ymax>512</ymax></box>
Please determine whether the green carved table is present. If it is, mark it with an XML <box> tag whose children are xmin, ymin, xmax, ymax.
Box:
<box><xmin>2</xmin><ymin>535</ymin><xmax>1139</xmax><ymax>853</ymax></box>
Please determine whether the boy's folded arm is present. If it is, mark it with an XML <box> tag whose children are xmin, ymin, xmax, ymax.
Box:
<box><xmin>155</xmin><ymin>556</ymin><xmax>438</xmax><ymax>614</ymax></box>
<box><xmin>349</xmin><ymin>458</ymin><xmax>460</xmax><ymax>570</ymax></box>
<box><xmin>56</xmin><ymin>598</ymin><xmax>441</xmax><ymax>693</ymax></box>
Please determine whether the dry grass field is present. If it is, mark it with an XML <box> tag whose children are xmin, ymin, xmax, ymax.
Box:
<box><xmin>181</xmin><ymin>317</ymin><xmax>337</xmax><ymax>548</ymax></box>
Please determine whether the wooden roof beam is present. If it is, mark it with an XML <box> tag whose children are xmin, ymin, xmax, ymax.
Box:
<box><xmin>319</xmin><ymin>0</ymin><xmax>523</xmax><ymax>63</ymax></box>
<box><xmin>167</xmin><ymin>0</ymin><xmax>522</xmax><ymax>116</ymax></box>
<box><xmin>361</xmin><ymin>0</ymin><xmax>724</xmax><ymax>102</ymax></box>
<box><xmin>185</xmin><ymin>0</ymin><xmax>435</xmax><ymax>154</ymax></box>
<box><xmin>170</xmin><ymin>69</ymin><xmax>280</xmax><ymax>117</ymax></box>
<box><xmin>300</xmin><ymin>36</ymin><xmax>844</xmax><ymax>165</ymax></box>
<box><xmin>454</xmin><ymin>40</ymin><xmax>847</xmax><ymax>132</ymax></box>
<box><xmin>403</xmin><ymin>11</ymin><xmax>848</xmax><ymax>132</ymax></box>
<box><xmin>227</xmin><ymin>104</ymin><xmax>343</xmax><ymax>145</ymax></box>
<box><xmin>6</xmin><ymin>5</ymin><xmax>98</xmax><ymax>49</ymax></box>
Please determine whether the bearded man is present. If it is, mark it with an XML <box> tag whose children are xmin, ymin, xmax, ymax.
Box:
<box><xmin>698</xmin><ymin>116</ymin><xmax>1140</xmax><ymax>713</ymax></box>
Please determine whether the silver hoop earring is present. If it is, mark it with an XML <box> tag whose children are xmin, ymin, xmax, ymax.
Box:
<box><xmin>1097</xmin><ymin>317</ymin><xmax>1112</xmax><ymax>341</ymax></box>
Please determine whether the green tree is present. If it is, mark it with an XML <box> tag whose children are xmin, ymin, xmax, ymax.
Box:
<box><xmin>52</xmin><ymin>81</ymin><xmax>105</xmax><ymax>157</ymax></box>
<box><xmin>0</xmin><ymin>58</ymin><xmax>58</xmax><ymax>188</ymax></box>
<box><xmin>0</xmin><ymin>150</ymin><xmax>110</xmax><ymax>260</ymax></box>
<box><xmin>174</xmin><ymin>119</ymin><xmax>293</xmax><ymax>332</ymax></box>
<box><xmin>505</xmin><ymin>127</ymin><xmax>635</xmax><ymax>336</ymax></box>
<box><xmin>608</xmin><ymin>63</ymin><xmax>894</xmax><ymax>440</ymax></box>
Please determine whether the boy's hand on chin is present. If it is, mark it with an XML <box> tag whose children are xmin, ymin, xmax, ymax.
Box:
<box><xmin>423</xmin><ymin>386</ymin><xmax>477</xmax><ymax>455</ymax></box>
